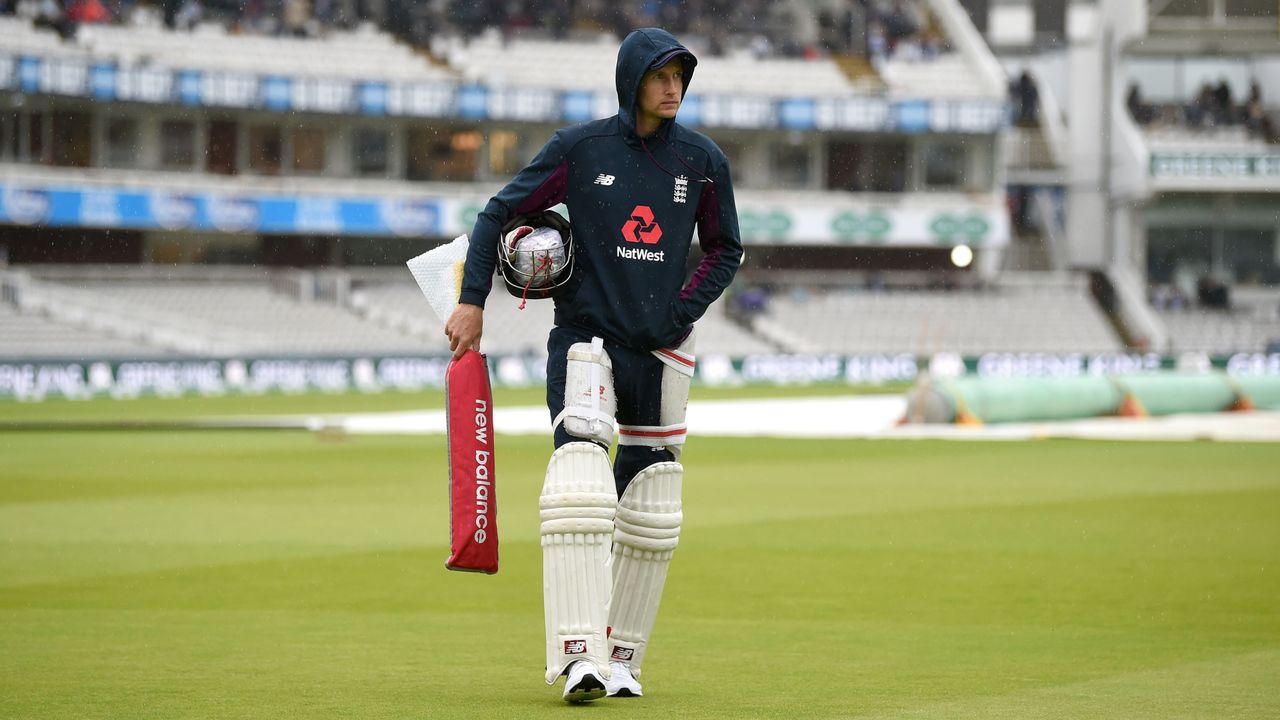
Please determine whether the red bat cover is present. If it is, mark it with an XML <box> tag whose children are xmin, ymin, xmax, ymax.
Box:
<box><xmin>444</xmin><ymin>350</ymin><xmax>498</xmax><ymax>574</ymax></box>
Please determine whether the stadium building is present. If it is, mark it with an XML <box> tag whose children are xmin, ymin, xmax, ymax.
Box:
<box><xmin>967</xmin><ymin>0</ymin><xmax>1280</xmax><ymax>359</ymax></box>
<box><xmin>0</xmin><ymin>0</ymin><xmax>1277</xmax><ymax>400</ymax></box>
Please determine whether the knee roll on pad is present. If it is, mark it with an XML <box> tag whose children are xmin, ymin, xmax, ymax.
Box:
<box><xmin>554</xmin><ymin>337</ymin><xmax>617</xmax><ymax>447</ymax></box>
<box><xmin>607</xmin><ymin>460</ymin><xmax>683</xmax><ymax>677</ymax></box>
<box><xmin>540</xmin><ymin>442</ymin><xmax>617</xmax><ymax>683</ymax></box>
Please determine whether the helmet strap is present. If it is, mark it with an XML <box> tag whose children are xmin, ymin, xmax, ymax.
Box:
<box><xmin>517</xmin><ymin>253</ymin><xmax>555</xmax><ymax>310</ymax></box>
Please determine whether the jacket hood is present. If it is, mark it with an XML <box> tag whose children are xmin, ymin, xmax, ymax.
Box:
<box><xmin>616</xmin><ymin>28</ymin><xmax>697</xmax><ymax>139</ymax></box>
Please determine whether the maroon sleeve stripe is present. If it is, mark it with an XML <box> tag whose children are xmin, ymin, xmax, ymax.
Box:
<box><xmin>694</xmin><ymin>180</ymin><xmax>721</xmax><ymax>250</ymax></box>
<box><xmin>515</xmin><ymin>161</ymin><xmax>569</xmax><ymax>215</ymax></box>
<box><xmin>682</xmin><ymin>182</ymin><xmax>723</xmax><ymax>301</ymax></box>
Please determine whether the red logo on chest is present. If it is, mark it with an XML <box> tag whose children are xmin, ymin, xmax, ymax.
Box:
<box><xmin>621</xmin><ymin>205</ymin><xmax>662</xmax><ymax>245</ymax></box>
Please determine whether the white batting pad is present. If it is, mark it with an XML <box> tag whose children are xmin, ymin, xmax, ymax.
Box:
<box><xmin>405</xmin><ymin>234</ymin><xmax>469</xmax><ymax>324</ymax></box>
<box><xmin>541</xmin><ymin>442</ymin><xmax>618</xmax><ymax>683</ymax></box>
<box><xmin>553</xmin><ymin>337</ymin><xmax>617</xmax><ymax>447</ymax></box>
<box><xmin>623</xmin><ymin>329</ymin><xmax>696</xmax><ymax>459</ymax></box>
<box><xmin>607</xmin><ymin>460</ymin><xmax>683</xmax><ymax>677</ymax></box>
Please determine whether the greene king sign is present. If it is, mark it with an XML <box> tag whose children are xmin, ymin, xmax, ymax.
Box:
<box><xmin>1150</xmin><ymin>152</ymin><xmax>1280</xmax><ymax>179</ymax></box>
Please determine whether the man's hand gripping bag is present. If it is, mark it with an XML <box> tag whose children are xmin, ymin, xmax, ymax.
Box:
<box><xmin>444</xmin><ymin>350</ymin><xmax>498</xmax><ymax>574</ymax></box>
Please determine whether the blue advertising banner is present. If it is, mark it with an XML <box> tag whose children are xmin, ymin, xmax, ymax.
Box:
<box><xmin>0</xmin><ymin>184</ymin><xmax>443</xmax><ymax>237</ymax></box>
<box><xmin>0</xmin><ymin>51</ymin><xmax>1006</xmax><ymax>133</ymax></box>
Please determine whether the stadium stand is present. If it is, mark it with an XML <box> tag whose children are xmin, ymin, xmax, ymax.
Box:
<box><xmin>879</xmin><ymin>53</ymin><xmax>990</xmax><ymax>98</ymax></box>
<box><xmin>349</xmin><ymin>278</ymin><xmax>560</xmax><ymax>356</ymax></box>
<box><xmin>442</xmin><ymin>33</ymin><xmax>874</xmax><ymax>96</ymax></box>
<box><xmin>0</xmin><ymin>295</ymin><xmax>167</xmax><ymax>359</ymax></box>
<box><xmin>1157</xmin><ymin>287</ymin><xmax>1280</xmax><ymax>354</ymax></box>
<box><xmin>1</xmin><ymin>0</ymin><xmax>1141</xmax><ymax>376</ymax></box>
<box><xmin>3</xmin><ymin>266</ymin><xmax>778</xmax><ymax>359</ymax></box>
<box><xmin>351</xmin><ymin>276</ymin><xmax>776</xmax><ymax>356</ymax></box>
<box><xmin>8</xmin><ymin>266</ymin><xmax>428</xmax><ymax>357</ymax></box>
<box><xmin>3</xmin><ymin>0</ymin><xmax>939</xmax><ymax>61</ymax></box>
<box><xmin>0</xmin><ymin>13</ymin><xmax>92</xmax><ymax>57</ymax></box>
<box><xmin>71</xmin><ymin>20</ymin><xmax>449</xmax><ymax>80</ymax></box>
<box><xmin>754</xmin><ymin>273</ymin><xmax>1121</xmax><ymax>355</ymax></box>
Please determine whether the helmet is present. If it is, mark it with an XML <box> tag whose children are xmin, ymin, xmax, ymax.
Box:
<box><xmin>497</xmin><ymin>209</ymin><xmax>573</xmax><ymax>301</ymax></box>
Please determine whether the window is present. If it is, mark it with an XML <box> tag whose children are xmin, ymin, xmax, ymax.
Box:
<box><xmin>708</xmin><ymin>138</ymin><xmax>746</xmax><ymax>186</ymax></box>
<box><xmin>1157</xmin><ymin>0</ymin><xmax>1211</xmax><ymax>16</ymax></box>
<box><xmin>29</xmin><ymin>112</ymin><xmax>47</xmax><ymax>163</ymax></box>
<box><xmin>827</xmin><ymin>141</ymin><xmax>908</xmax><ymax>193</ymax></box>
<box><xmin>248</xmin><ymin>124</ymin><xmax>283</xmax><ymax>175</ymax></box>
<box><xmin>206</xmin><ymin>119</ymin><xmax>238</xmax><ymax>175</ymax></box>
<box><xmin>1147</xmin><ymin>227</ymin><xmax>1213</xmax><ymax>286</ymax></box>
<box><xmin>104</xmin><ymin>117</ymin><xmax>139</xmax><ymax>168</ymax></box>
<box><xmin>353</xmin><ymin>127</ymin><xmax>389</xmax><ymax>177</ymax></box>
<box><xmin>52</xmin><ymin>111</ymin><xmax>92</xmax><ymax>168</ymax></box>
<box><xmin>487</xmin><ymin>130</ymin><xmax>523</xmax><ymax>177</ymax></box>
<box><xmin>291</xmin><ymin>126</ymin><xmax>326</xmax><ymax>175</ymax></box>
<box><xmin>770</xmin><ymin>141</ymin><xmax>811</xmax><ymax>189</ymax></box>
<box><xmin>406</xmin><ymin>126</ymin><xmax>479</xmax><ymax>182</ymax></box>
<box><xmin>160</xmin><ymin>119</ymin><xmax>197</xmax><ymax>170</ymax></box>
<box><xmin>1225</xmin><ymin>229</ymin><xmax>1279</xmax><ymax>285</ymax></box>
<box><xmin>0</xmin><ymin>112</ymin><xmax>17</xmax><ymax>160</ymax></box>
<box><xmin>1033</xmin><ymin>0</ymin><xmax>1067</xmax><ymax>41</ymax></box>
<box><xmin>1225</xmin><ymin>0</ymin><xmax>1277</xmax><ymax>17</ymax></box>
<box><xmin>923</xmin><ymin>143</ymin><xmax>965</xmax><ymax>189</ymax></box>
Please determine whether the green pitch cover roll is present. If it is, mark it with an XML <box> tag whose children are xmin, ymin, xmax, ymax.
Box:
<box><xmin>444</xmin><ymin>350</ymin><xmax>498</xmax><ymax>574</ymax></box>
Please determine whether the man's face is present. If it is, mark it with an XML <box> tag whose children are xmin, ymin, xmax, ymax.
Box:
<box><xmin>637</xmin><ymin>58</ymin><xmax>684</xmax><ymax>125</ymax></box>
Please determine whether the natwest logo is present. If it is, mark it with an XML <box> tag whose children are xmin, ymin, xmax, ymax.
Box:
<box><xmin>621</xmin><ymin>205</ymin><xmax>662</xmax><ymax>244</ymax></box>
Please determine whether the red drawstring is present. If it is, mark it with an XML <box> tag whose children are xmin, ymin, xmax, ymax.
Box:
<box><xmin>640</xmin><ymin>135</ymin><xmax>714</xmax><ymax>184</ymax></box>
<box><xmin>517</xmin><ymin>253</ymin><xmax>554</xmax><ymax>310</ymax></box>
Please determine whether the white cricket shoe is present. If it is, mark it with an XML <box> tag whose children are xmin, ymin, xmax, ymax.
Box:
<box><xmin>605</xmin><ymin>661</ymin><xmax>643</xmax><ymax>698</ymax></box>
<box><xmin>562</xmin><ymin>661</ymin><xmax>607</xmax><ymax>703</ymax></box>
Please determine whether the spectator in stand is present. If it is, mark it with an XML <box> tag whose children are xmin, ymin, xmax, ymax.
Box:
<box><xmin>173</xmin><ymin>0</ymin><xmax>202</xmax><ymax>30</ymax></box>
<box><xmin>282</xmin><ymin>0</ymin><xmax>309</xmax><ymax>36</ymax></box>
<box><xmin>1186</xmin><ymin>83</ymin><xmax>1216</xmax><ymax>128</ymax></box>
<box><xmin>920</xmin><ymin>28</ymin><xmax>942</xmax><ymax>58</ymax></box>
<box><xmin>1127</xmin><ymin>83</ymin><xmax>1155</xmax><ymax>126</ymax></box>
<box><xmin>1244</xmin><ymin>82</ymin><xmax>1268</xmax><ymax>138</ymax></box>
<box><xmin>730</xmin><ymin>285</ymin><xmax>770</xmax><ymax>322</ymax></box>
<box><xmin>1012</xmin><ymin>70</ymin><xmax>1039</xmax><ymax>127</ymax></box>
<box><xmin>880</xmin><ymin>0</ymin><xmax>920</xmax><ymax>45</ymax></box>
<box><xmin>31</xmin><ymin>0</ymin><xmax>75</xmax><ymax>37</ymax></box>
<box><xmin>1262</xmin><ymin>115</ymin><xmax>1280</xmax><ymax>145</ymax></box>
<box><xmin>13</xmin><ymin>0</ymin><xmax>940</xmax><ymax>63</ymax></box>
<box><xmin>866</xmin><ymin>20</ymin><xmax>887</xmax><ymax>67</ymax></box>
<box><xmin>67</xmin><ymin>0</ymin><xmax>111</xmax><ymax>23</ymax></box>
<box><xmin>893</xmin><ymin>32</ymin><xmax>923</xmax><ymax>61</ymax></box>
<box><xmin>818</xmin><ymin>6</ymin><xmax>846</xmax><ymax>54</ymax></box>
<box><xmin>846</xmin><ymin>1</ymin><xmax>866</xmax><ymax>55</ymax></box>
<box><xmin>1196</xmin><ymin>276</ymin><xmax>1231</xmax><ymax>311</ymax></box>
<box><xmin>1239</xmin><ymin>81</ymin><xmax>1280</xmax><ymax>142</ymax></box>
<box><xmin>1213</xmin><ymin>78</ymin><xmax>1233</xmax><ymax>124</ymax></box>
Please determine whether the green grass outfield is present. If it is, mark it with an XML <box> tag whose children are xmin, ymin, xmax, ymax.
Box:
<box><xmin>1</xmin><ymin>392</ymin><xmax>1278</xmax><ymax>718</ymax></box>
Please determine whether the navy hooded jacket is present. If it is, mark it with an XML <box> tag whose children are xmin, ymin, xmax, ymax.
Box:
<box><xmin>458</xmin><ymin>28</ymin><xmax>743</xmax><ymax>351</ymax></box>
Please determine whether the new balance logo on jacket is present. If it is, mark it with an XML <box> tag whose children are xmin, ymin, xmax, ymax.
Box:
<box><xmin>594</xmin><ymin>174</ymin><xmax>616</xmax><ymax>186</ymax></box>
